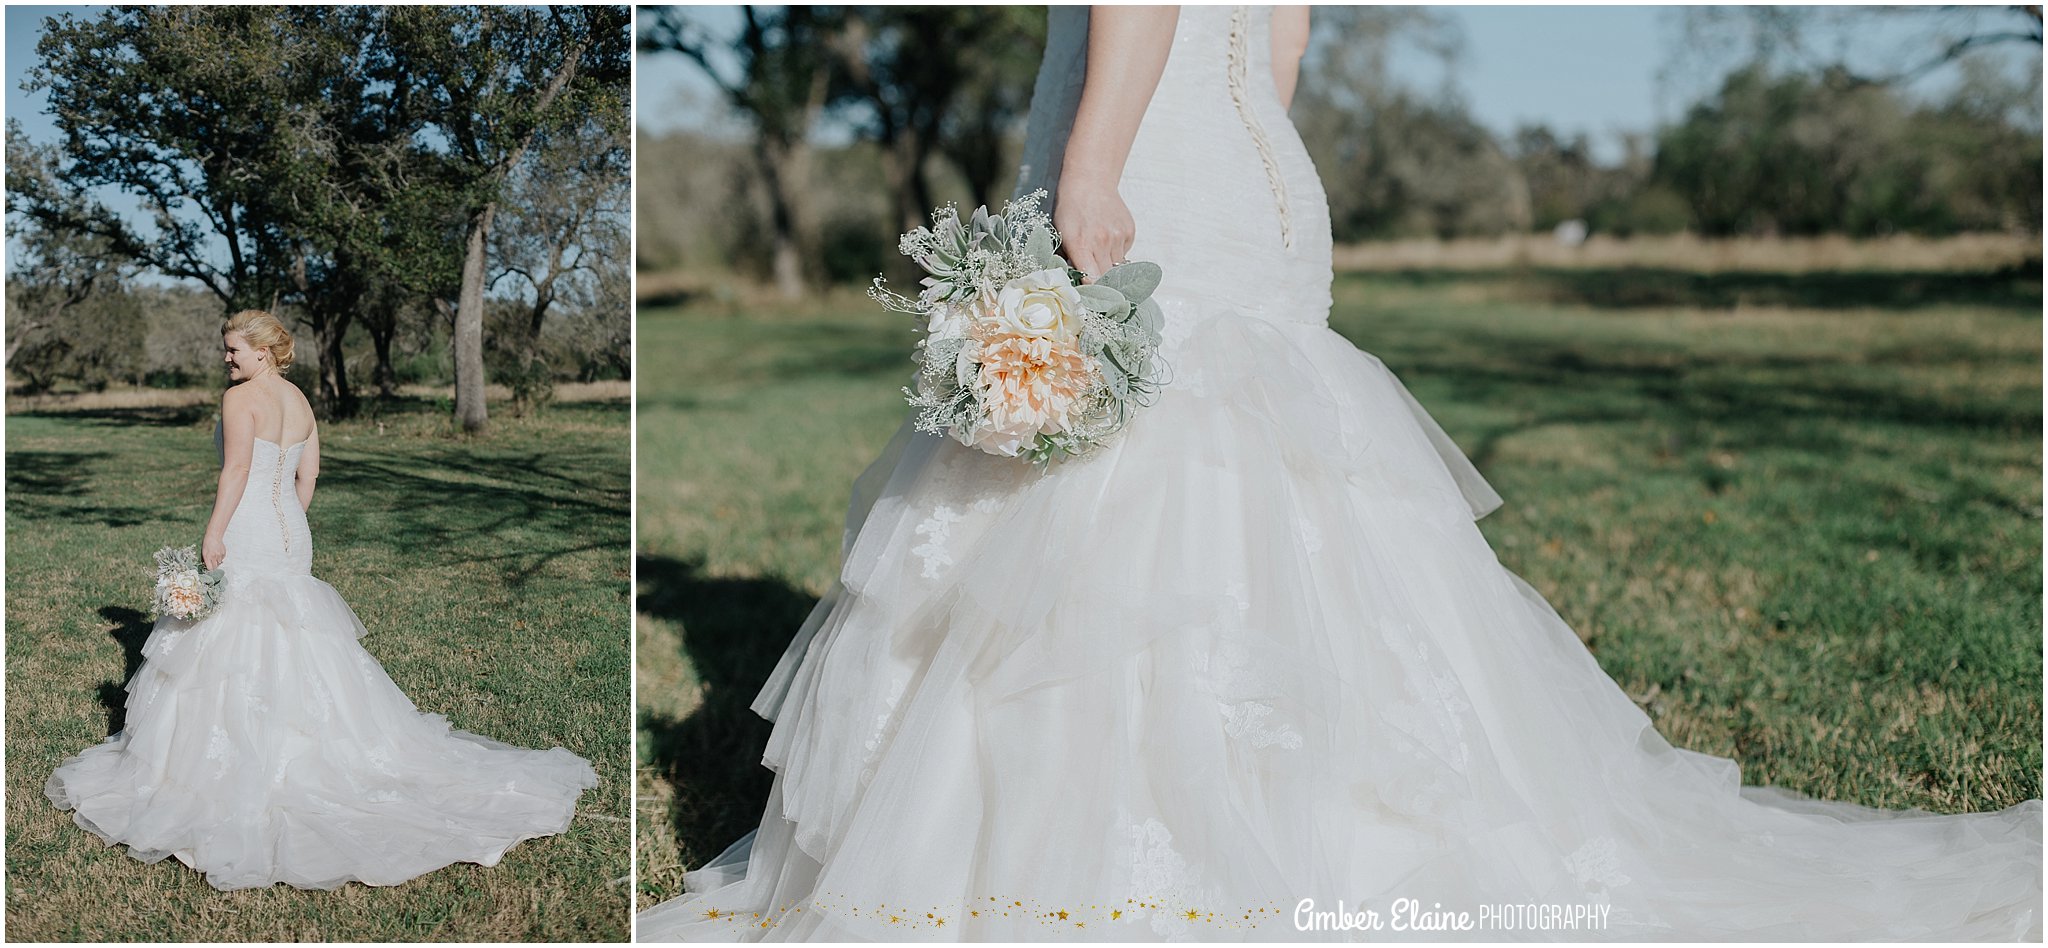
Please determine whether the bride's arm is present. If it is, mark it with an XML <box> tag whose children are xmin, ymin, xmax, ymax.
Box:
<box><xmin>1054</xmin><ymin>5</ymin><xmax>1178</xmax><ymax>282</ymax></box>
<box><xmin>1271</xmin><ymin>6</ymin><xmax>1310</xmax><ymax>110</ymax></box>
<box><xmin>203</xmin><ymin>389</ymin><xmax>256</xmax><ymax>569</ymax></box>
<box><xmin>296</xmin><ymin>427</ymin><xmax>320</xmax><ymax>511</ymax></box>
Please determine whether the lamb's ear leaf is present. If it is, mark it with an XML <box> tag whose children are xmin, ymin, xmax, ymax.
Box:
<box><xmin>1077</xmin><ymin>283</ymin><xmax>1131</xmax><ymax>318</ymax></box>
<box><xmin>1025</xmin><ymin>224</ymin><xmax>1059</xmax><ymax>270</ymax></box>
<box><xmin>1098</xmin><ymin>261</ymin><xmax>1162</xmax><ymax>304</ymax></box>
<box><xmin>1134</xmin><ymin>298</ymin><xmax>1164</xmax><ymax>335</ymax></box>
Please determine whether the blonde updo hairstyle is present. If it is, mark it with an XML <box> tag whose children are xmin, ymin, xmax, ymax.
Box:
<box><xmin>224</xmin><ymin>309</ymin><xmax>295</xmax><ymax>372</ymax></box>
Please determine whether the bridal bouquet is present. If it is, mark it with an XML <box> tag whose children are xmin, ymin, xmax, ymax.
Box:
<box><xmin>150</xmin><ymin>545</ymin><xmax>222</xmax><ymax>621</ymax></box>
<box><xmin>871</xmin><ymin>189</ymin><xmax>1168</xmax><ymax>466</ymax></box>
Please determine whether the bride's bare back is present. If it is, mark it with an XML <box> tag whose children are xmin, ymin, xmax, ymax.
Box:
<box><xmin>235</xmin><ymin>374</ymin><xmax>317</xmax><ymax>448</ymax></box>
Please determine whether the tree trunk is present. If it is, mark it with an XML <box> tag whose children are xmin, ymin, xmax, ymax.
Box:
<box><xmin>5</xmin><ymin>317</ymin><xmax>49</xmax><ymax>369</ymax></box>
<box><xmin>513</xmin><ymin>287</ymin><xmax>554</xmax><ymax>417</ymax></box>
<box><xmin>454</xmin><ymin>202</ymin><xmax>495</xmax><ymax>433</ymax></box>
<box><xmin>361</xmin><ymin>291</ymin><xmax>400</xmax><ymax>400</ymax></box>
<box><xmin>368</xmin><ymin>318</ymin><xmax>397</xmax><ymax>399</ymax></box>
<box><xmin>756</xmin><ymin>135</ymin><xmax>810</xmax><ymax>300</ymax></box>
<box><xmin>288</xmin><ymin>245</ymin><xmax>357</xmax><ymax>420</ymax></box>
<box><xmin>316</xmin><ymin>308</ymin><xmax>357</xmax><ymax>420</ymax></box>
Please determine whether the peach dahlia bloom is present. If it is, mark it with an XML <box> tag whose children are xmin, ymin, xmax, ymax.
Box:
<box><xmin>969</xmin><ymin>330</ymin><xmax>1097</xmax><ymax>456</ymax></box>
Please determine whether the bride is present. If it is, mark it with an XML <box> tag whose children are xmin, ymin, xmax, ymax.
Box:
<box><xmin>639</xmin><ymin>6</ymin><xmax>2040</xmax><ymax>941</ymax></box>
<box><xmin>47</xmin><ymin>309</ymin><xmax>599</xmax><ymax>891</ymax></box>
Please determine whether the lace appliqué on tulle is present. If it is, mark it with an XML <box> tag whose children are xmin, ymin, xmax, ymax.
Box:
<box><xmin>857</xmin><ymin>670</ymin><xmax>915</xmax><ymax>787</ymax></box>
<box><xmin>1221</xmin><ymin>700</ymin><xmax>1304</xmax><ymax>750</ymax></box>
<box><xmin>908</xmin><ymin>447</ymin><xmax>1011</xmax><ymax>579</ymax></box>
<box><xmin>1384</xmin><ymin>638</ymin><xmax>1473</xmax><ymax>772</ymax></box>
<box><xmin>1563</xmin><ymin>836</ymin><xmax>1632</xmax><ymax>891</ymax></box>
<box><xmin>1225</xmin><ymin>5</ymin><xmax>1294</xmax><ymax>251</ymax></box>
<box><xmin>911</xmin><ymin>505</ymin><xmax>965</xmax><ymax>579</ymax></box>
<box><xmin>1119</xmin><ymin>814</ymin><xmax>1217</xmax><ymax>941</ymax></box>
<box><xmin>1297</xmin><ymin>517</ymin><xmax>1323</xmax><ymax>555</ymax></box>
<box><xmin>306</xmin><ymin>676</ymin><xmax>334</xmax><ymax>723</ymax></box>
<box><xmin>205</xmin><ymin>725</ymin><xmax>235</xmax><ymax>776</ymax></box>
<box><xmin>1197</xmin><ymin>637</ymin><xmax>1304</xmax><ymax>752</ymax></box>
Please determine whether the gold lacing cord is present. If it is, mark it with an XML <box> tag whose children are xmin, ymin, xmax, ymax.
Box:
<box><xmin>269</xmin><ymin>446</ymin><xmax>290</xmax><ymax>553</ymax></box>
<box><xmin>1225</xmin><ymin>5</ymin><xmax>1294</xmax><ymax>251</ymax></box>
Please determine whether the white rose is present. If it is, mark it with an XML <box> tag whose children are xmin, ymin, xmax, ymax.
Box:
<box><xmin>993</xmin><ymin>268</ymin><xmax>1084</xmax><ymax>340</ymax></box>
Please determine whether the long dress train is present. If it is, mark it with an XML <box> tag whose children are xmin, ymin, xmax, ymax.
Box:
<box><xmin>638</xmin><ymin>6</ymin><xmax>2041</xmax><ymax>941</ymax></box>
<box><xmin>48</xmin><ymin>435</ymin><xmax>598</xmax><ymax>891</ymax></box>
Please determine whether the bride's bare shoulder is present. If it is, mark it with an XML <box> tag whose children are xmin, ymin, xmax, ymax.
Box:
<box><xmin>283</xmin><ymin>378</ymin><xmax>315</xmax><ymax>414</ymax></box>
<box><xmin>221</xmin><ymin>380</ymin><xmax>258</xmax><ymax>411</ymax></box>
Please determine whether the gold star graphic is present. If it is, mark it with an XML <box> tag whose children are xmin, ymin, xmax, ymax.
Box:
<box><xmin>1056</xmin><ymin>910</ymin><xmax>1069</xmax><ymax>921</ymax></box>
<box><xmin>703</xmin><ymin>909</ymin><xmax>724</xmax><ymax>921</ymax></box>
<box><xmin>1184</xmin><ymin>909</ymin><xmax>1202</xmax><ymax>922</ymax></box>
<box><xmin>1112</xmin><ymin>910</ymin><xmax>1123</xmax><ymax>920</ymax></box>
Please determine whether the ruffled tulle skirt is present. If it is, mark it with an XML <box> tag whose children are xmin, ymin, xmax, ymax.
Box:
<box><xmin>47</xmin><ymin>570</ymin><xmax>598</xmax><ymax>891</ymax></box>
<box><xmin>639</xmin><ymin>307</ymin><xmax>2041</xmax><ymax>942</ymax></box>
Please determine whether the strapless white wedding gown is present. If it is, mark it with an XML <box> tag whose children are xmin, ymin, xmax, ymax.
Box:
<box><xmin>47</xmin><ymin>434</ymin><xmax>599</xmax><ymax>891</ymax></box>
<box><xmin>638</xmin><ymin>6</ymin><xmax>2040</xmax><ymax>941</ymax></box>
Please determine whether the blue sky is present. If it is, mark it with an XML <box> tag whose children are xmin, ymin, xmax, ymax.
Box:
<box><xmin>8</xmin><ymin>5</ymin><xmax>159</xmax><ymax>270</ymax></box>
<box><xmin>7</xmin><ymin>6</ymin><xmax>97</xmax><ymax>147</ymax></box>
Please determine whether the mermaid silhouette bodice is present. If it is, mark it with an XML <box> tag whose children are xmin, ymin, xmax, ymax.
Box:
<box><xmin>221</xmin><ymin>437</ymin><xmax>313</xmax><ymax>577</ymax></box>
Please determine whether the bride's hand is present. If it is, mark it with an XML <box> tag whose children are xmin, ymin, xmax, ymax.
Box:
<box><xmin>202</xmin><ymin>531</ymin><xmax>226</xmax><ymax>571</ymax></box>
<box><xmin>1054</xmin><ymin>179</ymin><xmax>1136</xmax><ymax>284</ymax></box>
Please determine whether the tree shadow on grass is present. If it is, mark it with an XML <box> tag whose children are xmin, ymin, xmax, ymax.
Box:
<box><xmin>4</xmin><ymin>450</ymin><xmax>105</xmax><ymax>497</ymax></box>
<box><xmin>13</xmin><ymin>404</ymin><xmax>214</xmax><ymax>429</ymax></box>
<box><xmin>1396</xmin><ymin>338</ymin><xmax>2042</xmax><ymax>485</ymax></box>
<box><xmin>767</xmin><ymin>322</ymin><xmax>915</xmax><ymax>382</ymax></box>
<box><xmin>312</xmin><ymin>446</ymin><xmax>629</xmax><ymax>589</ymax></box>
<box><xmin>3</xmin><ymin>450</ymin><xmax>159</xmax><ymax>528</ymax></box>
<box><xmin>1355</xmin><ymin>265</ymin><xmax>2043</xmax><ymax>314</ymax></box>
<box><xmin>636</xmin><ymin>554</ymin><xmax>818</xmax><ymax>868</ymax></box>
<box><xmin>91</xmin><ymin>606</ymin><xmax>154</xmax><ymax>736</ymax></box>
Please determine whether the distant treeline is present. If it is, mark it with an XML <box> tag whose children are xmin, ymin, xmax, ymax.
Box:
<box><xmin>3</xmin><ymin>282</ymin><xmax>630</xmax><ymax>401</ymax></box>
<box><xmin>636</xmin><ymin>6</ymin><xmax>2041</xmax><ymax>293</ymax></box>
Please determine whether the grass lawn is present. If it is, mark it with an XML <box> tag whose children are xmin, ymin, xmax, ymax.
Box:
<box><xmin>6</xmin><ymin>392</ymin><xmax>632</xmax><ymax>942</ymax></box>
<box><xmin>636</xmin><ymin>263</ymin><xmax>2043</xmax><ymax>908</ymax></box>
